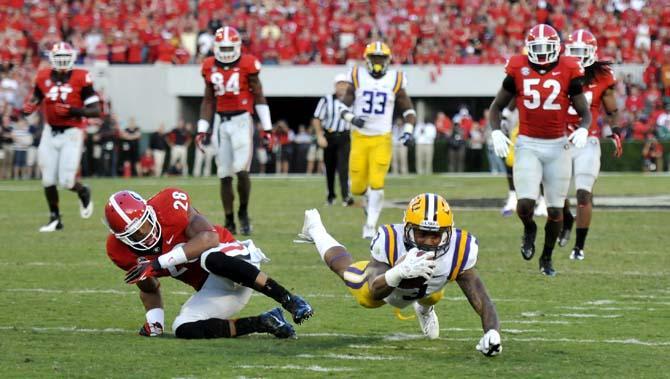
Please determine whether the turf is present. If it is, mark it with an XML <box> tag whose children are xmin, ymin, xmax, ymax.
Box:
<box><xmin>1</xmin><ymin>174</ymin><xmax>669</xmax><ymax>378</ymax></box>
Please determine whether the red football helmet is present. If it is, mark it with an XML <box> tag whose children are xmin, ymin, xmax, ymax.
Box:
<box><xmin>49</xmin><ymin>42</ymin><xmax>77</xmax><ymax>71</ymax></box>
<box><xmin>525</xmin><ymin>24</ymin><xmax>561</xmax><ymax>65</ymax></box>
<box><xmin>104</xmin><ymin>191</ymin><xmax>162</xmax><ymax>251</ymax></box>
<box><xmin>565</xmin><ymin>29</ymin><xmax>597</xmax><ymax>67</ymax></box>
<box><xmin>213</xmin><ymin>26</ymin><xmax>242</xmax><ymax>64</ymax></box>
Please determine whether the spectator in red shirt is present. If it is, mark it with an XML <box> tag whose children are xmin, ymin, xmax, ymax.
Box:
<box><xmin>156</xmin><ymin>33</ymin><xmax>177</xmax><ymax>64</ymax></box>
<box><xmin>110</xmin><ymin>31</ymin><xmax>128</xmax><ymax>64</ymax></box>
<box><xmin>625</xmin><ymin>86</ymin><xmax>645</xmax><ymax>114</ymax></box>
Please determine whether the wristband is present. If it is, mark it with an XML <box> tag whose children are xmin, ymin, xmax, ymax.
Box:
<box><xmin>402</xmin><ymin>109</ymin><xmax>416</xmax><ymax>118</ymax></box>
<box><xmin>197</xmin><ymin>119</ymin><xmax>210</xmax><ymax>134</ymax></box>
<box><xmin>384</xmin><ymin>266</ymin><xmax>402</xmax><ymax>287</ymax></box>
<box><xmin>157</xmin><ymin>246</ymin><xmax>188</xmax><ymax>268</ymax></box>
<box><xmin>403</xmin><ymin>123</ymin><xmax>414</xmax><ymax>134</ymax></box>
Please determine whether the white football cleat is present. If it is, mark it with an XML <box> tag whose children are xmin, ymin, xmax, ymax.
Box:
<box><xmin>79</xmin><ymin>185</ymin><xmax>93</xmax><ymax>219</ymax></box>
<box><xmin>414</xmin><ymin>302</ymin><xmax>439</xmax><ymax>340</ymax></box>
<box><xmin>39</xmin><ymin>218</ymin><xmax>63</xmax><ymax>232</ymax></box>
<box><xmin>570</xmin><ymin>248</ymin><xmax>585</xmax><ymax>261</ymax></box>
<box><xmin>296</xmin><ymin>209</ymin><xmax>322</xmax><ymax>243</ymax></box>
<box><xmin>362</xmin><ymin>224</ymin><xmax>376</xmax><ymax>239</ymax></box>
<box><xmin>534</xmin><ymin>196</ymin><xmax>548</xmax><ymax>217</ymax></box>
<box><xmin>501</xmin><ymin>191</ymin><xmax>517</xmax><ymax>217</ymax></box>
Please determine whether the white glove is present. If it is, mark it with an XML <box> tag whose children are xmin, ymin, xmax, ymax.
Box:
<box><xmin>568</xmin><ymin>127</ymin><xmax>589</xmax><ymax>148</ymax></box>
<box><xmin>384</xmin><ymin>248</ymin><xmax>435</xmax><ymax>287</ymax></box>
<box><xmin>476</xmin><ymin>329</ymin><xmax>502</xmax><ymax>356</ymax></box>
<box><xmin>491</xmin><ymin>129</ymin><xmax>511</xmax><ymax>158</ymax></box>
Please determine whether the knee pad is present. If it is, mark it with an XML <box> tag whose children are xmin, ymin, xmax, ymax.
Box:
<box><xmin>546</xmin><ymin>207</ymin><xmax>563</xmax><ymax>222</ymax></box>
<box><xmin>517</xmin><ymin>199</ymin><xmax>535</xmax><ymax>217</ymax></box>
<box><xmin>576</xmin><ymin>189</ymin><xmax>592</xmax><ymax>206</ymax></box>
<box><xmin>236</xmin><ymin>170</ymin><xmax>249</xmax><ymax>180</ymax></box>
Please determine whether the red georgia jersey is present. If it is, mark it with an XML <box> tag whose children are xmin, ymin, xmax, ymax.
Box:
<box><xmin>34</xmin><ymin>68</ymin><xmax>97</xmax><ymax>129</ymax></box>
<box><xmin>566</xmin><ymin>66</ymin><xmax>617</xmax><ymax>136</ymax></box>
<box><xmin>201</xmin><ymin>54</ymin><xmax>261</xmax><ymax>113</ymax></box>
<box><xmin>106</xmin><ymin>187</ymin><xmax>235</xmax><ymax>290</ymax></box>
<box><xmin>506</xmin><ymin>55</ymin><xmax>585</xmax><ymax>139</ymax></box>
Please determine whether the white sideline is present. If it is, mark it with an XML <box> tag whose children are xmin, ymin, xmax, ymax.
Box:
<box><xmin>2</xmin><ymin>326</ymin><xmax>669</xmax><ymax>346</ymax></box>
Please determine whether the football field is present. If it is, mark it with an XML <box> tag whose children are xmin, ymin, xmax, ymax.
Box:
<box><xmin>1</xmin><ymin>174</ymin><xmax>669</xmax><ymax>378</ymax></box>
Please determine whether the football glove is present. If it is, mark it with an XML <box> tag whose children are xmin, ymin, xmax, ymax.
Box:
<box><xmin>385</xmin><ymin>248</ymin><xmax>435</xmax><ymax>287</ymax></box>
<box><xmin>262</xmin><ymin>130</ymin><xmax>273</xmax><ymax>148</ymax></box>
<box><xmin>610</xmin><ymin>133</ymin><xmax>623</xmax><ymax>158</ymax></box>
<box><xmin>139</xmin><ymin>321</ymin><xmax>163</xmax><ymax>337</ymax></box>
<box><xmin>476</xmin><ymin>329</ymin><xmax>502</xmax><ymax>356</ymax></box>
<box><xmin>125</xmin><ymin>259</ymin><xmax>162</xmax><ymax>284</ymax></box>
<box><xmin>400</xmin><ymin>132</ymin><xmax>414</xmax><ymax>147</ymax></box>
<box><xmin>195</xmin><ymin>132</ymin><xmax>209</xmax><ymax>153</ymax></box>
<box><xmin>23</xmin><ymin>101</ymin><xmax>38</xmax><ymax>115</ymax></box>
<box><xmin>491</xmin><ymin>129</ymin><xmax>511</xmax><ymax>158</ymax></box>
<box><xmin>568</xmin><ymin>127</ymin><xmax>589</xmax><ymax>148</ymax></box>
<box><xmin>54</xmin><ymin>103</ymin><xmax>73</xmax><ymax>117</ymax></box>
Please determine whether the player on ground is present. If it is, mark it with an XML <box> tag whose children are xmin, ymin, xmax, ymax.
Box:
<box><xmin>196</xmin><ymin>26</ymin><xmax>273</xmax><ymax>236</ymax></box>
<box><xmin>23</xmin><ymin>42</ymin><xmax>99</xmax><ymax>232</ymax></box>
<box><xmin>339</xmin><ymin>41</ymin><xmax>417</xmax><ymax>239</ymax></box>
<box><xmin>489</xmin><ymin>24</ymin><xmax>592</xmax><ymax>276</ymax></box>
<box><xmin>297</xmin><ymin>194</ymin><xmax>502</xmax><ymax>356</ymax></box>
<box><xmin>558</xmin><ymin>29</ymin><xmax>622</xmax><ymax>260</ymax></box>
<box><xmin>104</xmin><ymin>188</ymin><xmax>313</xmax><ymax>339</ymax></box>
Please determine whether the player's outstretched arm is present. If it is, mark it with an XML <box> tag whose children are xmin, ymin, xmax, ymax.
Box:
<box><xmin>368</xmin><ymin>259</ymin><xmax>395</xmax><ymax>300</ymax></box>
<box><xmin>456</xmin><ymin>269</ymin><xmax>502</xmax><ymax>356</ymax></box>
<box><xmin>136</xmin><ymin>277</ymin><xmax>164</xmax><ymax>337</ymax></box>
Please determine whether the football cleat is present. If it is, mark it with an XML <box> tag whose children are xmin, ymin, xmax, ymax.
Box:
<box><xmin>39</xmin><ymin>216</ymin><xmax>63</xmax><ymax>232</ymax></box>
<box><xmin>282</xmin><ymin>295</ymin><xmax>313</xmax><ymax>324</ymax></box>
<box><xmin>297</xmin><ymin>209</ymin><xmax>322</xmax><ymax>243</ymax></box>
<box><xmin>343</xmin><ymin>196</ymin><xmax>355</xmax><ymax>207</ymax></box>
<box><xmin>501</xmin><ymin>192</ymin><xmax>517</xmax><ymax>217</ymax></box>
<box><xmin>414</xmin><ymin>302</ymin><xmax>439</xmax><ymax>340</ymax></box>
<box><xmin>534</xmin><ymin>196</ymin><xmax>548</xmax><ymax>217</ymax></box>
<box><xmin>325</xmin><ymin>196</ymin><xmax>336</xmax><ymax>206</ymax></box>
<box><xmin>79</xmin><ymin>185</ymin><xmax>93</xmax><ymax>219</ymax></box>
<box><xmin>539</xmin><ymin>256</ymin><xmax>556</xmax><ymax>276</ymax></box>
<box><xmin>225</xmin><ymin>219</ymin><xmax>237</xmax><ymax>235</ymax></box>
<box><xmin>558</xmin><ymin>227</ymin><xmax>572</xmax><ymax>247</ymax></box>
<box><xmin>238</xmin><ymin>212</ymin><xmax>252</xmax><ymax>236</ymax></box>
<box><xmin>259</xmin><ymin>307</ymin><xmax>296</xmax><ymax>339</ymax></box>
<box><xmin>520</xmin><ymin>223</ymin><xmax>537</xmax><ymax>260</ymax></box>
<box><xmin>362</xmin><ymin>224</ymin><xmax>376</xmax><ymax>239</ymax></box>
<box><xmin>570</xmin><ymin>248</ymin><xmax>585</xmax><ymax>261</ymax></box>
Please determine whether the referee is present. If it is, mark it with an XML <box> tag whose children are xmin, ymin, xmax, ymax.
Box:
<box><xmin>312</xmin><ymin>74</ymin><xmax>354</xmax><ymax>206</ymax></box>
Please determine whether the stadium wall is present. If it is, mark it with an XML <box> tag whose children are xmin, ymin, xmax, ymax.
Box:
<box><xmin>87</xmin><ymin>64</ymin><xmax>646</xmax><ymax>131</ymax></box>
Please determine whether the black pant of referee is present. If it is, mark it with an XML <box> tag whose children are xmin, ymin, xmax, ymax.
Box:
<box><xmin>324</xmin><ymin>131</ymin><xmax>352</xmax><ymax>205</ymax></box>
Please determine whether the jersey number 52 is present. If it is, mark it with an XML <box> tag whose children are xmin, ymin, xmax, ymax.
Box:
<box><xmin>523</xmin><ymin>79</ymin><xmax>561</xmax><ymax>110</ymax></box>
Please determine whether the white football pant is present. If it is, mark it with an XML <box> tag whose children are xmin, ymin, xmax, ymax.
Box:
<box><xmin>38</xmin><ymin>125</ymin><xmax>83</xmax><ymax>189</ymax></box>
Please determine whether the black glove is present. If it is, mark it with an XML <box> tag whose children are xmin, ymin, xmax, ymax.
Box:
<box><xmin>351</xmin><ymin>116</ymin><xmax>365</xmax><ymax>128</ymax></box>
<box><xmin>400</xmin><ymin>132</ymin><xmax>414</xmax><ymax>147</ymax></box>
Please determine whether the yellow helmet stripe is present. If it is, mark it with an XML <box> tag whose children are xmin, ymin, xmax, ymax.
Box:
<box><xmin>393</xmin><ymin>71</ymin><xmax>403</xmax><ymax>94</ymax></box>
<box><xmin>351</xmin><ymin>65</ymin><xmax>360</xmax><ymax>90</ymax></box>
<box><xmin>448</xmin><ymin>230</ymin><xmax>469</xmax><ymax>281</ymax></box>
<box><xmin>384</xmin><ymin>225</ymin><xmax>398</xmax><ymax>266</ymax></box>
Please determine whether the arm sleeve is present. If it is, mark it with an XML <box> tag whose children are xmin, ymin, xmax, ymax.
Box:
<box><xmin>313</xmin><ymin>96</ymin><xmax>327</xmax><ymax>119</ymax></box>
<box><xmin>502</xmin><ymin>75</ymin><xmax>516</xmax><ymax>93</ymax></box>
<box><xmin>568</xmin><ymin>77</ymin><xmax>585</xmax><ymax>96</ymax></box>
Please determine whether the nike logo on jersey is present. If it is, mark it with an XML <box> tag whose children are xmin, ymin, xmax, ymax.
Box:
<box><xmin>166</xmin><ymin>235</ymin><xmax>174</xmax><ymax>244</ymax></box>
<box><xmin>552</xmin><ymin>72</ymin><xmax>562</xmax><ymax>76</ymax></box>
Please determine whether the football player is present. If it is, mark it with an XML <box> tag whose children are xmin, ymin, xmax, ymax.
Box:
<box><xmin>104</xmin><ymin>188</ymin><xmax>313</xmax><ymax>339</ymax></box>
<box><xmin>558</xmin><ymin>30</ymin><xmax>622</xmax><ymax>260</ymax></box>
<box><xmin>23</xmin><ymin>42</ymin><xmax>99</xmax><ymax>232</ymax></box>
<box><xmin>489</xmin><ymin>24</ymin><xmax>592</xmax><ymax>276</ymax></box>
<box><xmin>298</xmin><ymin>194</ymin><xmax>502</xmax><ymax>356</ymax></box>
<box><xmin>338</xmin><ymin>41</ymin><xmax>416</xmax><ymax>239</ymax></box>
<box><xmin>196</xmin><ymin>26</ymin><xmax>273</xmax><ymax>236</ymax></box>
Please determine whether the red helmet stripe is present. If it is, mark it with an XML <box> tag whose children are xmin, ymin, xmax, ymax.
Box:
<box><xmin>109</xmin><ymin>195</ymin><xmax>132</xmax><ymax>224</ymax></box>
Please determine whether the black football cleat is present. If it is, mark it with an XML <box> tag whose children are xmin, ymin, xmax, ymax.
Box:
<box><xmin>557</xmin><ymin>227</ymin><xmax>572</xmax><ymax>247</ymax></box>
<box><xmin>343</xmin><ymin>196</ymin><xmax>355</xmax><ymax>207</ymax></box>
<box><xmin>520</xmin><ymin>223</ymin><xmax>537</xmax><ymax>261</ymax></box>
<box><xmin>282</xmin><ymin>295</ymin><xmax>313</xmax><ymax>324</ymax></box>
<box><xmin>225</xmin><ymin>220</ymin><xmax>237</xmax><ymax>235</ymax></box>
<box><xmin>238</xmin><ymin>212</ymin><xmax>252</xmax><ymax>236</ymax></box>
<box><xmin>259</xmin><ymin>308</ymin><xmax>296</xmax><ymax>339</ymax></box>
<box><xmin>539</xmin><ymin>256</ymin><xmax>556</xmax><ymax>276</ymax></box>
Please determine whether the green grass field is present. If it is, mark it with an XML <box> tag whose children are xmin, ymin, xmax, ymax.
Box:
<box><xmin>1</xmin><ymin>174</ymin><xmax>669</xmax><ymax>378</ymax></box>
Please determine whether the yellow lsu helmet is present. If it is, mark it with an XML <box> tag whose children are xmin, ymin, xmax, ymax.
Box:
<box><xmin>403</xmin><ymin>193</ymin><xmax>454</xmax><ymax>257</ymax></box>
<box><xmin>364</xmin><ymin>41</ymin><xmax>392</xmax><ymax>78</ymax></box>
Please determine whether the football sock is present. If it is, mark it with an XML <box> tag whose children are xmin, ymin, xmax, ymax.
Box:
<box><xmin>544</xmin><ymin>217</ymin><xmax>562</xmax><ymax>252</ymax></box>
<box><xmin>575</xmin><ymin>228</ymin><xmax>589</xmax><ymax>250</ymax></box>
<box><xmin>234</xmin><ymin>316</ymin><xmax>267</xmax><ymax>336</ymax></box>
<box><xmin>225</xmin><ymin>213</ymin><xmax>235</xmax><ymax>225</ymax></box>
<box><xmin>220</xmin><ymin>177</ymin><xmax>234</xmax><ymax>215</ymax></box>
<box><xmin>236</xmin><ymin>171</ymin><xmax>250</xmax><ymax>214</ymax></box>
<box><xmin>541</xmin><ymin>245</ymin><xmax>554</xmax><ymax>260</ymax></box>
<box><xmin>366</xmin><ymin>189</ymin><xmax>384</xmax><ymax>227</ymax></box>
<box><xmin>174</xmin><ymin>319</ymin><xmax>233</xmax><ymax>339</ymax></box>
<box><xmin>563</xmin><ymin>207</ymin><xmax>574</xmax><ymax>231</ymax></box>
<box><xmin>257</xmin><ymin>277</ymin><xmax>294</xmax><ymax>308</ymax></box>
<box><xmin>308</xmin><ymin>222</ymin><xmax>343</xmax><ymax>261</ymax></box>
<box><xmin>44</xmin><ymin>185</ymin><xmax>60</xmax><ymax>218</ymax></box>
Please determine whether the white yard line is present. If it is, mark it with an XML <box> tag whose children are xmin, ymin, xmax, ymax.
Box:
<box><xmin>296</xmin><ymin>353</ymin><xmax>401</xmax><ymax>361</ymax></box>
<box><xmin>235</xmin><ymin>365</ymin><xmax>355</xmax><ymax>373</ymax></box>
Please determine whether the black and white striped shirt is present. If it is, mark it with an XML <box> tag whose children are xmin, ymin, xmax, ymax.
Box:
<box><xmin>313</xmin><ymin>94</ymin><xmax>350</xmax><ymax>133</ymax></box>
